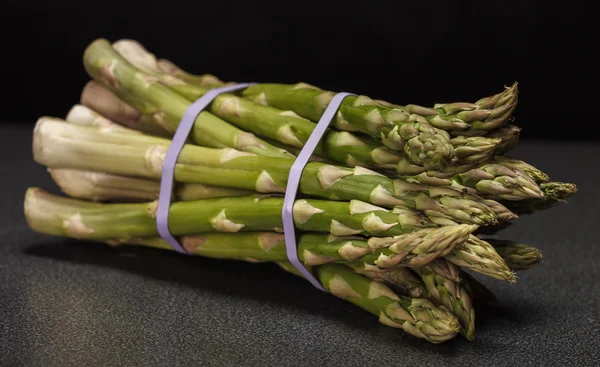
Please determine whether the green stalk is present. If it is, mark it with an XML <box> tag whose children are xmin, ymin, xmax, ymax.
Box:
<box><xmin>314</xmin><ymin>264</ymin><xmax>461</xmax><ymax>343</ymax></box>
<box><xmin>349</xmin><ymin>264</ymin><xmax>430</xmax><ymax>299</ymax></box>
<box><xmin>25</xmin><ymin>187</ymin><xmax>482</xmax><ymax>241</ymax></box>
<box><xmin>34</xmin><ymin>118</ymin><xmax>498</xmax><ymax>226</ymax></box>
<box><xmin>80</xmin><ymin>81</ymin><xmax>171</xmax><ymax>137</ymax></box>
<box><xmin>451</xmin><ymin>163</ymin><xmax>544</xmax><ymax>201</ymax></box>
<box><xmin>401</xmin><ymin>83</ymin><xmax>519</xmax><ymax>132</ymax></box>
<box><xmin>393</xmin><ymin>135</ymin><xmax>502</xmax><ymax>177</ymax></box>
<box><xmin>155</xmin><ymin>58</ymin><xmax>229</xmax><ymax>88</ymax></box>
<box><xmin>48</xmin><ymin>168</ymin><xmax>252</xmax><ymax>202</ymax></box>
<box><xmin>501</xmin><ymin>181</ymin><xmax>578</xmax><ymax>215</ymax></box>
<box><xmin>241</xmin><ymin>83</ymin><xmax>454</xmax><ymax>170</ymax></box>
<box><xmin>398</xmin><ymin>161</ymin><xmax>543</xmax><ymax>202</ymax></box>
<box><xmin>446</xmin><ymin>235</ymin><xmax>516</xmax><ymax>282</ymax></box>
<box><xmin>104</xmin><ymin>223</ymin><xmax>474</xmax><ymax>270</ymax></box>
<box><xmin>485</xmin><ymin>125</ymin><xmax>521</xmax><ymax>154</ymax></box>
<box><xmin>111</xmin><ymin>40</ymin><xmax>402</xmax><ymax>172</ymax></box>
<box><xmin>83</xmin><ymin>38</ymin><xmax>290</xmax><ymax>158</ymax></box>
<box><xmin>414</xmin><ymin>258</ymin><xmax>475</xmax><ymax>341</ymax></box>
<box><xmin>482</xmin><ymin>199</ymin><xmax>519</xmax><ymax>222</ymax></box>
<box><xmin>489</xmin><ymin>240</ymin><xmax>543</xmax><ymax>270</ymax></box>
<box><xmin>493</xmin><ymin>156</ymin><xmax>549</xmax><ymax>183</ymax></box>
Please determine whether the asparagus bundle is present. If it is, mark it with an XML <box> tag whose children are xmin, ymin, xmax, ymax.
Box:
<box><xmin>23</xmin><ymin>37</ymin><xmax>577</xmax><ymax>344</ymax></box>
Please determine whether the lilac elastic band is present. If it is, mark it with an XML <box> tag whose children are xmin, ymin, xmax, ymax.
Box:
<box><xmin>282</xmin><ymin>92</ymin><xmax>356</xmax><ymax>291</ymax></box>
<box><xmin>156</xmin><ymin>83</ymin><xmax>256</xmax><ymax>254</ymax></box>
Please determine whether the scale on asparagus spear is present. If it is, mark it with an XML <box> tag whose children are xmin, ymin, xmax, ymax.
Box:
<box><xmin>22</xmin><ymin>37</ymin><xmax>577</xmax><ymax>344</ymax></box>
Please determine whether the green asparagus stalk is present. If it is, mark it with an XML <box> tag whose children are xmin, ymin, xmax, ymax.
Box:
<box><xmin>493</xmin><ymin>156</ymin><xmax>550</xmax><ymax>183</ymax></box>
<box><xmin>451</xmin><ymin>163</ymin><xmax>544</xmax><ymax>201</ymax></box>
<box><xmin>450</xmin><ymin>136</ymin><xmax>501</xmax><ymax>167</ymax></box>
<box><xmin>501</xmin><ymin>181</ymin><xmax>578</xmax><ymax>215</ymax></box>
<box><xmin>48</xmin><ymin>168</ymin><xmax>253</xmax><ymax>202</ymax></box>
<box><xmin>401</xmin><ymin>83</ymin><xmax>519</xmax><ymax>132</ymax></box>
<box><xmin>485</xmin><ymin>125</ymin><xmax>520</xmax><ymax>154</ymax></box>
<box><xmin>446</xmin><ymin>235</ymin><xmax>516</xmax><ymax>282</ymax></box>
<box><xmin>393</xmin><ymin>135</ymin><xmax>502</xmax><ymax>177</ymax></box>
<box><xmin>399</xmin><ymin>161</ymin><xmax>543</xmax><ymax>202</ymax></box>
<box><xmin>155</xmin><ymin>58</ymin><xmax>229</xmax><ymax>88</ymax></box>
<box><xmin>314</xmin><ymin>263</ymin><xmax>461</xmax><ymax>343</ymax></box>
<box><xmin>105</xmin><ymin>223</ymin><xmax>473</xmax><ymax>270</ymax></box>
<box><xmin>242</xmin><ymin>82</ymin><xmax>515</xmax><ymax>173</ymax></box>
<box><xmin>66</xmin><ymin>104</ymin><xmax>143</xmax><ymax>134</ymax></box>
<box><xmin>482</xmin><ymin>199</ymin><xmax>519</xmax><ymax>222</ymax></box>
<box><xmin>244</xmin><ymin>82</ymin><xmax>516</xmax><ymax>137</ymax></box>
<box><xmin>242</xmin><ymin>83</ymin><xmax>454</xmax><ymax>167</ymax></box>
<box><xmin>34</xmin><ymin>118</ymin><xmax>498</xmax><ymax>226</ymax></box>
<box><xmin>79</xmin><ymin>81</ymin><xmax>171</xmax><ymax>137</ymax></box>
<box><xmin>25</xmin><ymin>186</ymin><xmax>483</xmax><ymax>242</ymax></box>
<box><xmin>277</xmin><ymin>262</ymin><xmax>461</xmax><ymax>343</ymax></box>
<box><xmin>349</xmin><ymin>264</ymin><xmax>430</xmax><ymax>299</ymax></box>
<box><xmin>489</xmin><ymin>240</ymin><xmax>543</xmax><ymax>270</ymax></box>
<box><xmin>414</xmin><ymin>258</ymin><xmax>475</xmax><ymax>341</ymax></box>
<box><xmin>83</xmin><ymin>39</ymin><xmax>291</xmax><ymax>159</ymax></box>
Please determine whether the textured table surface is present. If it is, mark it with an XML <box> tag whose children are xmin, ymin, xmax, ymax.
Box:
<box><xmin>1</xmin><ymin>122</ymin><xmax>598</xmax><ymax>366</ymax></box>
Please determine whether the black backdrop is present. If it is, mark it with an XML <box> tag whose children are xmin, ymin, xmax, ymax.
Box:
<box><xmin>3</xmin><ymin>0</ymin><xmax>593</xmax><ymax>140</ymax></box>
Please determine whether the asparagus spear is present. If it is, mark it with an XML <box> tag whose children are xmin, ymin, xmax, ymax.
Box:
<box><xmin>155</xmin><ymin>58</ymin><xmax>229</xmax><ymax>88</ymax></box>
<box><xmin>25</xmin><ymin>186</ymin><xmax>483</xmax><ymax>241</ymax></box>
<box><xmin>451</xmin><ymin>163</ymin><xmax>544</xmax><ymax>201</ymax></box>
<box><xmin>401</xmin><ymin>83</ymin><xmax>519</xmax><ymax>133</ymax></box>
<box><xmin>48</xmin><ymin>168</ymin><xmax>253</xmax><ymax>202</ymax></box>
<box><xmin>501</xmin><ymin>181</ymin><xmax>578</xmax><ymax>215</ymax></box>
<box><xmin>104</xmin><ymin>223</ymin><xmax>473</xmax><ymax>270</ymax></box>
<box><xmin>446</xmin><ymin>235</ymin><xmax>516</xmax><ymax>282</ymax></box>
<box><xmin>243</xmin><ymin>82</ymin><xmax>506</xmax><ymax>173</ymax></box>
<box><xmin>414</xmin><ymin>258</ymin><xmax>475</xmax><ymax>341</ymax></box>
<box><xmin>277</xmin><ymin>262</ymin><xmax>461</xmax><ymax>343</ymax></box>
<box><xmin>450</xmin><ymin>136</ymin><xmax>501</xmax><ymax>167</ymax></box>
<box><xmin>489</xmin><ymin>240</ymin><xmax>543</xmax><ymax>270</ymax></box>
<box><xmin>34</xmin><ymin>118</ymin><xmax>498</xmax><ymax>226</ymax></box>
<box><xmin>79</xmin><ymin>81</ymin><xmax>170</xmax><ymax>137</ymax></box>
<box><xmin>485</xmin><ymin>125</ymin><xmax>520</xmax><ymax>154</ymax></box>
<box><xmin>314</xmin><ymin>264</ymin><xmax>461</xmax><ymax>343</ymax></box>
<box><xmin>83</xmin><ymin>39</ymin><xmax>291</xmax><ymax>159</ymax></box>
<box><xmin>482</xmin><ymin>199</ymin><xmax>519</xmax><ymax>222</ymax></box>
<box><xmin>399</xmin><ymin>162</ymin><xmax>543</xmax><ymax>202</ymax></box>
<box><xmin>493</xmin><ymin>156</ymin><xmax>549</xmax><ymax>183</ymax></box>
<box><xmin>349</xmin><ymin>264</ymin><xmax>430</xmax><ymax>299</ymax></box>
<box><xmin>393</xmin><ymin>135</ymin><xmax>502</xmax><ymax>177</ymax></box>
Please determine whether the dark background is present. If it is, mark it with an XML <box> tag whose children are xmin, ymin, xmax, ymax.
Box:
<box><xmin>2</xmin><ymin>0</ymin><xmax>594</xmax><ymax>140</ymax></box>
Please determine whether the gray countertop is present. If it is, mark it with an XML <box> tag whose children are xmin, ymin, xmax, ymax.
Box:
<box><xmin>1</xmin><ymin>122</ymin><xmax>598</xmax><ymax>366</ymax></box>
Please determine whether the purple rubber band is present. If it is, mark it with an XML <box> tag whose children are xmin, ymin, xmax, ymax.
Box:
<box><xmin>156</xmin><ymin>83</ymin><xmax>256</xmax><ymax>254</ymax></box>
<box><xmin>282</xmin><ymin>92</ymin><xmax>356</xmax><ymax>291</ymax></box>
